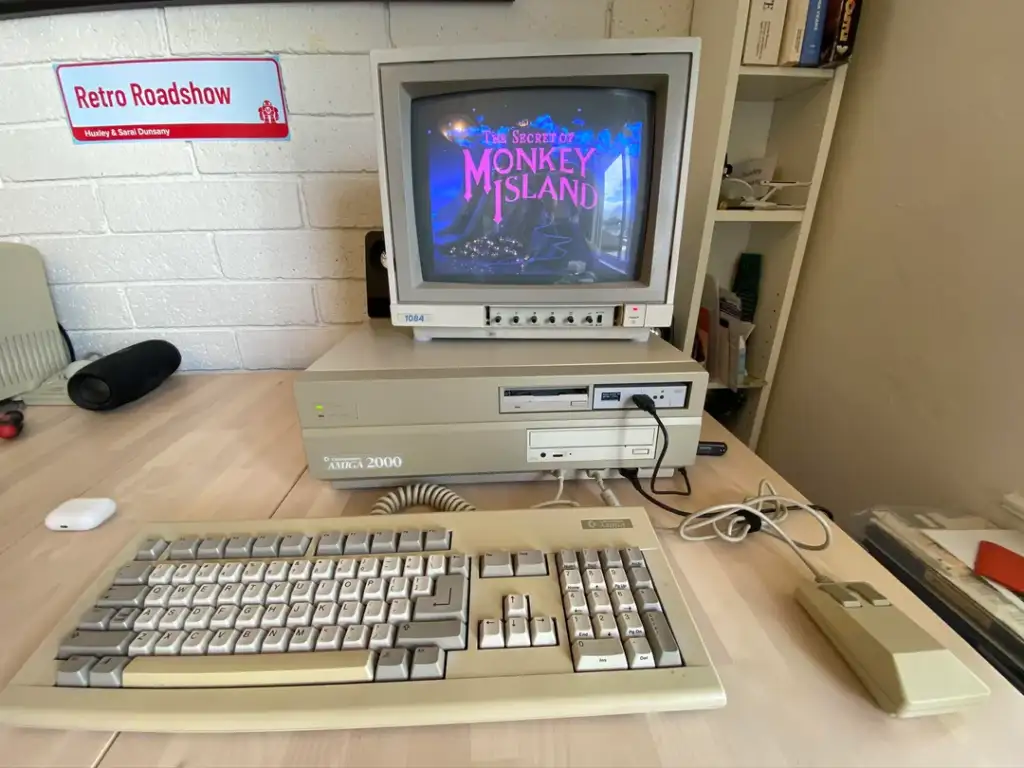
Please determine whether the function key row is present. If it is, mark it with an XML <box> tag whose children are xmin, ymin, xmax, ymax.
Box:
<box><xmin>136</xmin><ymin>529</ymin><xmax>452</xmax><ymax>561</ymax></box>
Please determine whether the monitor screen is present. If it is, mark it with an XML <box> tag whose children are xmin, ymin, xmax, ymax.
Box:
<box><xmin>410</xmin><ymin>87</ymin><xmax>655</xmax><ymax>286</ymax></box>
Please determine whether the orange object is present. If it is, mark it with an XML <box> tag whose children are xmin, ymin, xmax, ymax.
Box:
<box><xmin>974</xmin><ymin>540</ymin><xmax>1024</xmax><ymax>594</ymax></box>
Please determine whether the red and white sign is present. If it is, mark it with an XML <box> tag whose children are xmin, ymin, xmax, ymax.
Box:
<box><xmin>55</xmin><ymin>58</ymin><xmax>289</xmax><ymax>142</ymax></box>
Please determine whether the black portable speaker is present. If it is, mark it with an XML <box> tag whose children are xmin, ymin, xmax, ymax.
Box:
<box><xmin>68</xmin><ymin>340</ymin><xmax>181</xmax><ymax>411</ymax></box>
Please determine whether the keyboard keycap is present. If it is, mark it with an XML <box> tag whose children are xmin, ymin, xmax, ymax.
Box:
<box><xmin>557</xmin><ymin>550</ymin><xmax>579</xmax><ymax>570</ymax></box>
<box><xmin>600</xmin><ymin>548</ymin><xmax>623</xmax><ymax>568</ymax></box>
<box><xmin>218</xmin><ymin>562</ymin><xmax>244</xmax><ymax>584</ymax></box>
<box><xmin>410</xmin><ymin>646</ymin><xmax>445</xmax><ymax>680</ymax></box>
<box><xmin>311</xmin><ymin>559</ymin><xmax>336</xmax><ymax>581</ymax></box>
<box><xmin>587</xmin><ymin>590</ymin><xmax>612</xmax><ymax>615</ymax></box>
<box><xmin>363</xmin><ymin>600</ymin><xmax>387</xmax><ymax>625</ymax></box>
<box><xmin>342</xmin><ymin>625</ymin><xmax>370</xmax><ymax>649</ymax></box>
<box><xmin>641</xmin><ymin>611</ymin><xmax>683</xmax><ymax>667</ymax></box>
<box><xmin>89</xmin><ymin>656</ymin><xmax>131</xmax><ymax>687</ymax></box>
<box><xmin>315</xmin><ymin>625</ymin><xmax>343</xmax><ymax>651</ymax></box>
<box><xmin>79</xmin><ymin>607</ymin><xmax>115</xmax><ymax>630</ymax></box>
<box><xmin>197</xmin><ymin>537</ymin><xmax>227</xmax><ymax>559</ymax></box>
<box><xmin>358</xmin><ymin>559</ymin><xmax>380</xmax><ymax>579</ymax></box>
<box><xmin>335</xmin><ymin>558</ymin><xmax>358</xmax><ymax>580</ymax></box>
<box><xmin>148</xmin><ymin>564</ymin><xmax>176</xmax><ymax>585</ymax></box>
<box><xmin>97</xmin><ymin>585</ymin><xmax>148</xmax><ymax>609</ymax></box>
<box><xmin>265</xmin><ymin>561</ymin><xmax>289</xmax><ymax>583</ymax></box>
<box><xmin>144</xmin><ymin>586</ymin><xmax>171</xmax><ymax>608</ymax></box>
<box><xmin>109</xmin><ymin>607</ymin><xmax>141</xmax><ymax>632</ymax></box>
<box><xmin>579</xmin><ymin>549</ymin><xmax>601</xmax><ymax>569</ymax></box>
<box><xmin>572</xmin><ymin>638</ymin><xmax>627</xmax><ymax>672</ymax></box>
<box><xmin>261</xmin><ymin>604</ymin><xmax>288</xmax><ymax>629</ymax></box>
<box><xmin>114</xmin><ymin>562</ymin><xmax>154</xmax><ymax>586</ymax></box>
<box><xmin>134</xmin><ymin>537</ymin><xmax>168</xmax><ymax>561</ymax></box>
<box><xmin>344</xmin><ymin>532</ymin><xmax>371</xmax><ymax>555</ymax></box>
<box><xmin>290</xmin><ymin>627</ymin><xmax>318</xmax><ymax>652</ymax></box>
<box><xmin>168</xmin><ymin>537</ymin><xmax>200</xmax><ymax>560</ymax></box>
<box><xmin>624</xmin><ymin>636</ymin><xmax>655</xmax><ymax>668</ymax></box>
<box><xmin>208</xmin><ymin>629</ymin><xmax>240</xmax><ymax>654</ymax></box>
<box><xmin>184</xmin><ymin>606</ymin><xmax>213</xmax><ymax>630</ymax></box>
<box><xmin>236</xmin><ymin>605</ymin><xmax>264</xmax><ymax>629</ymax></box>
<box><xmin>504</xmin><ymin>594</ymin><xmax>529</xmax><ymax>620</ymax></box>
<box><xmin>506</xmin><ymin>617</ymin><xmax>530</xmax><ymax>648</ymax></box>
<box><xmin>369</xmin><ymin>623</ymin><xmax>395</xmax><ymax>649</ymax></box>
<box><xmin>371</xmin><ymin>530</ymin><xmax>398</xmax><ymax>554</ymax></box>
<box><xmin>397</xmin><ymin>530</ymin><xmax>423</xmax><ymax>552</ymax></box>
<box><xmin>380</xmin><ymin>556</ymin><xmax>403</xmax><ymax>579</ymax></box>
<box><xmin>627</xmin><ymin>567</ymin><xmax>653</xmax><ymax>590</ymax></box>
<box><xmin>286</xmin><ymin>603</ymin><xmax>313</xmax><ymax>628</ymax></box>
<box><xmin>513</xmin><ymin>550</ymin><xmax>547</xmax><ymax>576</ymax></box>
<box><xmin>242</xmin><ymin>562</ymin><xmax>267</xmax><ymax>584</ymax></box>
<box><xmin>134</xmin><ymin>608</ymin><xmax>164</xmax><ymax>631</ymax></box>
<box><xmin>128</xmin><ymin>631</ymin><xmax>160</xmax><ymax>656</ymax></box>
<box><xmin>154</xmin><ymin>630</ymin><xmax>187</xmax><ymax>655</ymax></box>
<box><xmin>423</xmin><ymin>529</ymin><xmax>451</xmax><ymax>551</ymax></box>
<box><xmin>279</xmin><ymin>534</ymin><xmax>311</xmax><ymax>557</ymax></box>
<box><xmin>121</xmin><ymin>650</ymin><xmax>377</xmax><ymax>687</ymax></box>
<box><xmin>337</xmin><ymin>601</ymin><xmax>363</xmax><ymax>627</ymax></box>
<box><xmin>622</xmin><ymin>547</ymin><xmax>646</xmax><ymax>568</ymax></box>
<box><xmin>605</xmin><ymin>568</ymin><xmax>629</xmax><ymax>590</ymax></box>
<box><xmin>563</xmin><ymin>591</ymin><xmax>587</xmax><ymax>616</ymax></box>
<box><xmin>262</xmin><ymin>628</ymin><xmax>291</xmax><ymax>653</ymax></box>
<box><xmin>480</xmin><ymin>552</ymin><xmax>512</xmax><ymax>578</ymax></box>
<box><xmin>479</xmin><ymin>619</ymin><xmax>504</xmax><ymax>649</ymax></box>
<box><xmin>395</xmin><ymin>619</ymin><xmax>466</xmax><ymax>651</ymax></box>
<box><xmin>375</xmin><ymin>648</ymin><xmax>410</xmax><ymax>681</ymax></box>
<box><xmin>315</xmin><ymin>532</ymin><xmax>344</xmax><ymax>556</ymax></box>
<box><xmin>252</xmin><ymin>534</ymin><xmax>282</xmax><ymax>558</ymax></box>
<box><xmin>387</xmin><ymin>599</ymin><xmax>412</xmax><ymax>625</ymax></box>
<box><xmin>312</xmin><ymin>602</ymin><xmax>338</xmax><ymax>627</ymax></box>
<box><xmin>288</xmin><ymin>560</ymin><xmax>312</xmax><ymax>582</ymax></box>
<box><xmin>617</xmin><ymin>611</ymin><xmax>645</xmax><ymax>638</ymax></box>
<box><xmin>363</xmin><ymin>578</ymin><xmax>386</xmax><ymax>602</ymax></box>
<box><xmin>413</xmin><ymin>575</ymin><xmax>468</xmax><ymax>621</ymax></box>
<box><xmin>568</xmin><ymin>614</ymin><xmax>594</xmax><ymax>640</ymax></box>
<box><xmin>195</xmin><ymin>563</ymin><xmax>221</xmax><ymax>585</ymax></box>
<box><xmin>611</xmin><ymin>589</ymin><xmax>636</xmax><ymax>615</ymax></box>
<box><xmin>59</xmin><ymin>630</ymin><xmax>135</xmax><ymax>659</ymax></box>
<box><xmin>225</xmin><ymin>535</ymin><xmax>254</xmax><ymax>558</ymax></box>
<box><xmin>56</xmin><ymin>656</ymin><xmax>98</xmax><ymax>687</ymax></box>
<box><xmin>530</xmin><ymin>616</ymin><xmax>557</xmax><ymax>647</ymax></box>
<box><xmin>159</xmin><ymin>607</ymin><xmax>188</xmax><ymax>631</ymax></box>
<box><xmin>210</xmin><ymin>605</ymin><xmax>239</xmax><ymax>629</ymax></box>
<box><xmin>290</xmin><ymin>580</ymin><xmax>315</xmax><ymax>602</ymax></box>
<box><xmin>593</xmin><ymin>613</ymin><xmax>619</xmax><ymax>639</ymax></box>
<box><xmin>182</xmin><ymin>630</ymin><xmax>213</xmax><ymax>655</ymax></box>
<box><xmin>634</xmin><ymin>588</ymin><xmax>662</xmax><ymax>613</ymax></box>
<box><xmin>560</xmin><ymin>569</ymin><xmax>583</xmax><ymax>592</ymax></box>
<box><xmin>169</xmin><ymin>584</ymin><xmax>197</xmax><ymax>607</ymax></box>
<box><xmin>448</xmin><ymin>554</ymin><xmax>470</xmax><ymax>577</ymax></box>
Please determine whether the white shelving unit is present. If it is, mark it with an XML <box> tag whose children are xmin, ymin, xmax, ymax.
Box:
<box><xmin>673</xmin><ymin>0</ymin><xmax>847</xmax><ymax>448</ymax></box>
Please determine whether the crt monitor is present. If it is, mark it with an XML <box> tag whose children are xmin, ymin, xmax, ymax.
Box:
<box><xmin>371</xmin><ymin>39</ymin><xmax>699</xmax><ymax>341</ymax></box>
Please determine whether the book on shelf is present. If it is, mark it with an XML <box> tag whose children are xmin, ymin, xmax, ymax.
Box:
<box><xmin>820</xmin><ymin>0</ymin><xmax>862</xmax><ymax>67</ymax></box>
<box><xmin>742</xmin><ymin>0</ymin><xmax>789</xmax><ymax>66</ymax></box>
<box><xmin>779</xmin><ymin>0</ymin><xmax>829</xmax><ymax>66</ymax></box>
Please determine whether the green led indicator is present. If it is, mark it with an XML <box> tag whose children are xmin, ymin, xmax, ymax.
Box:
<box><xmin>315</xmin><ymin>405</ymin><xmax>324</xmax><ymax>411</ymax></box>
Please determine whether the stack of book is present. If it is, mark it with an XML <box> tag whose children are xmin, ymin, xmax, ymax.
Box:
<box><xmin>742</xmin><ymin>0</ymin><xmax>863</xmax><ymax>68</ymax></box>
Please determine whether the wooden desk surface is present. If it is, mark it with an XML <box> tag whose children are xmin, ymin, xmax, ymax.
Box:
<box><xmin>0</xmin><ymin>372</ymin><xmax>1020</xmax><ymax>768</ymax></box>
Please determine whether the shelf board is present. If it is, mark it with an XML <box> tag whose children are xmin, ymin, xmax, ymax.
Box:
<box><xmin>708</xmin><ymin>376</ymin><xmax>767</xmax><ymax>391</ymax></box>
<box><xmin>736</xmin><ymin>66</ymin><xmax>834</xmax><ymax>101</ymax></box>
<box><xmin>715</xmin><ymin>208</ymin><xmax>804</xmax><ymax>223</ymax></box>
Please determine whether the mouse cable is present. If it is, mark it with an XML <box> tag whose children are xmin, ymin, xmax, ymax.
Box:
<box><xmin>676</xmin><ymin>478</ymin><xmax>834</xmax><ymax>584</ymax></box>
<box><xmin>628</xmin><ymin>394</ymin><xmax>691</xmax><ymax>498</ymax></box>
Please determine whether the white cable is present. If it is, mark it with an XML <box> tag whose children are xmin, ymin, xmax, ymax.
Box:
<box><xmin>676</xmin><ymin>479</ymin><xmax>834</xmax><ymax>583</ymax></box>
<box><xmin>587</xmin><ymin>470</ymin><xmax>622</xmax><ymax>508</ymax></box>
<box><xmin>532</xmin><ymin>470</ymin><xmax>580</xmax><ymax>509</ymax></box>
<box><xmin>370</xmin><ymin>483</ymin><xmax>476</xmax><ymax>515</ymax></box>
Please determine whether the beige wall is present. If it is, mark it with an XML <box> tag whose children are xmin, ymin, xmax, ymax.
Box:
<box><xmin>759</xmin><ymin>0</ymin><xmax>1024</xmax><ymax>520</ymax></box>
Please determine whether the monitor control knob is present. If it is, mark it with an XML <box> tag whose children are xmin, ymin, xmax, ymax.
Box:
<box><xmin>492</xmin><ymin>315</ymin><xmax>502</xmax><ymax>325</ymax></box>
<box><xmin>529</xmin><ymin>315</ymin><xmax>538</xmax><ymax>324</ymax></box>
<box><xmin>511</xmin><ymin>316</ymin><xmax>520</xmax><ymax>325</ymax></box>
<box><xmin>584</xmin><ymin>316</ymin><xmax>594</xmax><ymax>324</ymax></box>
<box><xmin>566</xmin><ymin>316</ymin><xmax>575</xmax><ymax>325</ymax></box>
<box><xmin>547</xmin><ymin>316</ymin><xmax>556</xmax><ymax>324</ymax></box>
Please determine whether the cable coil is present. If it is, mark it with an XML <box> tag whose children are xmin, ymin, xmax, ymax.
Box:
<box><xmin>370</xmin><ymin>483</ymin><xmax>476</xmax><ymax>515</ymax></box>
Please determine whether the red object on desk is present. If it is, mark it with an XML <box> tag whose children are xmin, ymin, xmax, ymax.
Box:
<box><xmin>974</xmin><ymin>540</ymin><xmax>1024</xmax><ymax>594</ymax></box>
<box><xmin>0</xmin><ymin>410</ymin><xmax>24</xmax><ymax>440</ymax></box>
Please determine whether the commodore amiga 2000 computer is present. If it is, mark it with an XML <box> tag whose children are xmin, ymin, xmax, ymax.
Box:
<box><xmin>0</xmin><ymin>38</ymin><xmax>987</xmax><ymax>736</ymax></box>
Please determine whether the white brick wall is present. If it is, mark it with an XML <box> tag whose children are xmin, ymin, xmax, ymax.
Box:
<box><xmin>0</xmin><ymin>0</ymin><xmax>692</xmax><ymax>370</ymax></box>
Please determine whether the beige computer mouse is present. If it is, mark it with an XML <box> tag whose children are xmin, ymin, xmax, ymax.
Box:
<box><xmin>796</xmin><ymin>580</ymin><xmax>990</xmax><ymax>717</ymax></box>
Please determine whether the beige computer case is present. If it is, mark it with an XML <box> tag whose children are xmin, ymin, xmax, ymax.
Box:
<box><xmin>0</xmin><ymin>244</ymin><xmax>69</xmax><ymax>401</ymax></box>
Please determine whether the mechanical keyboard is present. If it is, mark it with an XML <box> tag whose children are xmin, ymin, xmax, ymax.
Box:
<box><xmin>0</xmin><ymin>506</ymin><xmax>725</xmax><ymax>731</ymax></box>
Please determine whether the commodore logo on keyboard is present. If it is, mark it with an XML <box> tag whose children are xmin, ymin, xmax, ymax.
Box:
<box><xmin>581</xmin><ymin>519</ymin><xmax>633</xmax><ymax>530</ymax></box>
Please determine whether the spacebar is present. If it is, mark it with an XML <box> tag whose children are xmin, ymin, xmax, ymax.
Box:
<box><xmin>122</xmin><ymin>651</ymin><xmax>377</xmax><ymax>688</ymax></box>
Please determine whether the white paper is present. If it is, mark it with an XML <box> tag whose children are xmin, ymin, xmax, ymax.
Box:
<box><xmin>922</xmin><ymin>529</ymin><xmax>1024</xmax><ymax>612</ymax></box>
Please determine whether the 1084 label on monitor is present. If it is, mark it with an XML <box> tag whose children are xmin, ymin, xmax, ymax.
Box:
<box><xmin>325</xmin><ymin>456</ymin><xmax>403</xmax><ymax>471</ymax></box>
